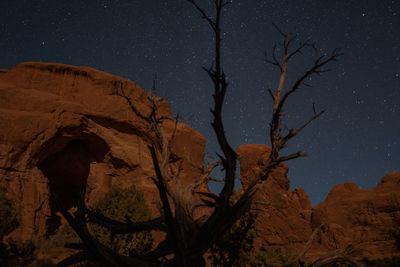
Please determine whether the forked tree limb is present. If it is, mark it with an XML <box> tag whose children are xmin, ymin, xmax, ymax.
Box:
<box><xmin>88</xmin><ymin>212</ymin><xmax>167</xmax><ymax>234</ymax></box>
<box><xmin>53</xmin><ymin>191</ymin><xmax>153</xmax><ymax>266</ymax></box>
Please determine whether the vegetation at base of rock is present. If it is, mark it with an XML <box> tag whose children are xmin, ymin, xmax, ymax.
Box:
<box><xmin>32</xmin><ymin>225</ymin><xmax>81</xmax><ymax>265</ymax></box>
<box><xmin>0</xmin><ymin>186</ymin><xmax>20</xmax><ymax>239</ymax></box>
<box><xmin>0</xmin><ymin>186</ymin><xmax>21</xmax><ymax>266</ymax></box>
<box><xmin>89</xmin><ymin>185</ymin><xmax>153</xmax><ymax>256</ymax></box>
<box><xmin>207</xmin><ymin>191</ymin><xmax>258</xmax><ymax>266</ymax></box>
<box><xmin>207</xmin><ymin>192</ymin><xmax>294</xmax><ymax>266</ymax></box>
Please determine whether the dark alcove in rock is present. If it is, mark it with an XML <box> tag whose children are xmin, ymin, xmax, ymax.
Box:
<box><xmin>38</xmin><ymin>134</ymin><xmax>109</xmax><ymax>236</ymax></box>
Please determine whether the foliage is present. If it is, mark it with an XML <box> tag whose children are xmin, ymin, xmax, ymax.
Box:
<box><xmin>248</xmin><ymin>245</ymin><xmax>294</xmax><ymax>267</ymax></box>
<box><xmin>31</xmin><ymin>225</ymin><xmax>81</xmax><ymax>266</ymax></box>
<box><xmin>207</xmin><ymin>191</ymin><xmax>294</xmax><ymax>266</ymax></box>
<box><xmin>0</xmin><ymin>186</ymin><xmax>20</xmax><ymax>239</ymax></box>
<box><xmin>208</xmin><ymin>210</ymin><xmax>257</xmax><ymax>266</ymax></box>
<box><xmin>208</xmin><ymin>191</ymin><xmax>257</xmax><ymax>266</ymax></box>
<box><xmin>89</xmin><ymin>185</ymin><xmax>153</xmax><ymax>256</ymax></box>
<box><xmin>0</xmin><ymin>186</ymin><xmax>21</xmax><ymax>266</ymax></box>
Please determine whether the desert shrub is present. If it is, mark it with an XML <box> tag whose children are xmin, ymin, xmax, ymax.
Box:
<box><xmin>208</xmin><ymin>210</ymin><xmax>257</xmax><ymax>266</ymax></box>
<box><xmin>32</xmin><ymin>224</ymin><xmax>81</xmax><ymax>266</ymax></box>
<box><xmin>207</xmin><ymin>191</ymin><xmax>295</xmax><ymax>266</ymax></box>
<box><xmin>0</xmin><ymin>186</ymin><xmax>21</xmax><ymax>266</ymax></box>
<box><xmin>207</xmin><ymin>191</ymin><xmax>258</xmax><ymax>266</ymax></box>
<box><xmin>248</xmin><ymin>245</ymin><xmax>294</xmax><ymax>267</ymax></box>
<box><xmin>0</xmin><ymin>186</ymin><xmax>20</xmax><ymax>239</ymax></box>
<box><xmin>89</xmin><ymin>185</ymin><xmax>153</xmax><ymax>256</ymax></box>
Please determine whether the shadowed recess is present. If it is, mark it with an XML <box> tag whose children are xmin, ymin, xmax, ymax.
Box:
<box><xmin>38</xmin><ymin>136</ymin><xmax>109</xmax><ymax>236</ymax></box>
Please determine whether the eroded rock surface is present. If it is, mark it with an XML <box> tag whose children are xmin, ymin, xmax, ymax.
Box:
<box><xmin>311</xmin><ymin>171</ymin><xmax>400</xmax><ymax>260</ymax></box>
<box><xmin>237</xmin><ymin>145</ymin><xmax>400</xmax><ymax>261</ymax></box>
<box><xmin>237</xmin><ymin>144</ymin><xmax>313</xmax><ymax>250</ymax></box>
<box><xmin>0</xmin><ymin>62</ymin><xmax>206</xmax><ymax>241</ymax></box>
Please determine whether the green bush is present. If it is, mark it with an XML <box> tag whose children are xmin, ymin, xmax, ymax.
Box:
<box><xmin>32</xmin><ymin>224</ymin><xmax>81</xmax><ymax>265</ymax></box>
<box><xmin>89</xmin><ymin>185</ymin><xmax>153</xmax><ymax>256</ymax></box>
<box><xmin>0</xmin><ymin>186</ymin><xmax>20</xmax><ymax>239</ymax></box>
<box><xmin>207</xmin><ymin>191</ymin><xmax>258</xmax><ymax>266</ymax></box>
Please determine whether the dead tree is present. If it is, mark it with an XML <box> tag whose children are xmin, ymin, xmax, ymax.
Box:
<box><xmin>54</xmin><ymin>0</ymin><xmax>347</xmax><ymax>266</ymax></box>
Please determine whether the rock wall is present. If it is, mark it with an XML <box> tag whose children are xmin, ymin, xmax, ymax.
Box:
<box><xmin>0</xmin><ymin>62</ymin><xmax>206</xmax><ymax>241</ymax></box>
<box><xmin>237</xmin><ymin>144</ymin><xmax>313</xmax><ymax>250</ymax></box>
<box><xmin>237</xmin><ymin>144</ymin><xmax>400</xmax><ymax>260</ymax></box>
<box><xmin>311</xmin><ymin>171</ymin><xmax>400</xmax><ymax>260</ymax></box>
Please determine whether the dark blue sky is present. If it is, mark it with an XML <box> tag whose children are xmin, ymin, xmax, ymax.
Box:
<box><xmin>1</xmin><ymin>0</ymin><xmax>399</xmax><ymax>205</ymax></box>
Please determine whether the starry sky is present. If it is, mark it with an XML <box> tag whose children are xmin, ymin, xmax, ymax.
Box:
<box><xmin>1</xmin><ymin>0</ymin><xmax>399</xmax><ymax>205</ymax></box>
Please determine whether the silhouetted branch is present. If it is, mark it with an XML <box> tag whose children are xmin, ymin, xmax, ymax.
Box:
<box><xmin>88</xmin><ymin>212</ymin><xmax>167</xmax><ymax>234</ymax></box>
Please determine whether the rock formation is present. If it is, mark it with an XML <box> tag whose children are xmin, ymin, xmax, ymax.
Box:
<box><xmin>237</xmin><ymin>144</ymin><xmax>313</xmax><ymax>250</ymax></box>
<box><xmin>0</xmin><ymin>62</ymin><xmax>206</xmax><ymax>241</ymax></box>
<box><xmin>237</xmin><ymin>144</ymin><xmax>400</xmax><ymax>261</ymax></box>
<box><xmin>1</xmin><ymin>62</ymin><xmax>399</xmax><ymax>262</ymax></box>
<box><xmin>311</xmin><ymin>171</ymin><xmax>400</xmax><ymax>260</ymax></box>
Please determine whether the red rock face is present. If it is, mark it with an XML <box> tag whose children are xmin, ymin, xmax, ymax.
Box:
<box><xmin>237</xmin><ymin>144</ymin><xmax>313</xmax><ymax>250</ymax></box>
<box><xmin>311</xmin><ymin>171</ymin><xmax>400</xmax><ymax>260</ymax></box>
<box><xmin>237</xmin><ymin>144</ymin><xmax>400</xmax><ymax>260</ymax></box>
<box><xmin>0</xmin><ymin>62</ymin><xmax>206</xmax><ymax>241</ymax></box>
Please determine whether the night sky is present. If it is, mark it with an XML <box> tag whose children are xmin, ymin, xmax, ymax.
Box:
<box><xmin>1</xmin><ymin>1</ymin><xmax>399</xmax><ymax>205</ymax></box>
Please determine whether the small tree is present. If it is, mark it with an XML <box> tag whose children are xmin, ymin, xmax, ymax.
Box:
<box><xmin>89</xmin><ymin>185</ymin><xmax>153</xmax><ymax>256</ymax></box>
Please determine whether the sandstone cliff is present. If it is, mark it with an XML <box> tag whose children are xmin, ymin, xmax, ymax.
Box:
<box><xmin>0</xmin><ymin>62</ymin><xmax>206</xmax><ymax>241</ymax></box>
<box><xmin>237</xmin><ymin>144</ymin><xmax>399</xmax><ymax>260</ymax></box>
<box><xmin>311</xmin><ymin>171</ymin><xmax>400</xmax><ymax>260</ymax></box>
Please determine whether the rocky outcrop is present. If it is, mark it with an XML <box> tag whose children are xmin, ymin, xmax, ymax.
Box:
<box><xmin>0</xmin><ymin>62</ymin><xmax>206</xmax><ymax>241</ymax></box>
<box><xmin>237</xmin><ymin>144</ymin><xmax>400</xmax><ymax>261</ymax></box>
<box><xmin>237</xmin><ymin>144</ymin><xmax>313</xmax><ymax>250</ymax></box>
<box><xmin>311</xmin><ymin>171</ymin><xmax>400</xmax><ymax>260</ymax></box>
